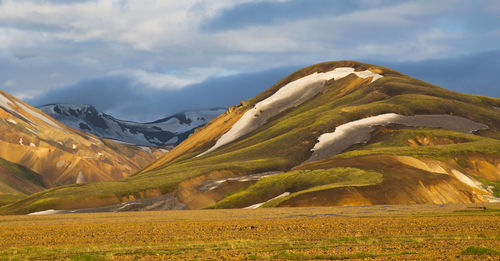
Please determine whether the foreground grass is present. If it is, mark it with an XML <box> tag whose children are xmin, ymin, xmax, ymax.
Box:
<box><xmin>0</xmin><ymin>194</ymin><xmax>25</xmax><ymax>207</ymax></box>
<box><xmin>0</xmin><ymin>236</ymin><xmax>496</xmax><ymax>260</ymax></box>
<box><xmin>461</xmin><ymin>246</ymin><xmax>499</xmax><ymax>256</ymax></box>
<box><xmin>1</xmin><ymin>205</ymin><xmax>499</xmax><ymax>260</ymax></box>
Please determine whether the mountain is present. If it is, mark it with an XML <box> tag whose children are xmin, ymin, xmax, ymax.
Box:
<box><xmin>0</xmin><ymin>89</ymin><xmax>164</xmax><ymax>194</ymax></box>
<box><xmin>0</xmin><ymin>157</ymin><xmax>45</xmax><ymax>207</ymax></box>
<box><xmin>2</xmin><ymin>61</ymin><xmax>500</xmax><ymax>214</ymax></box>
<box><xmin>40</xmin><ymin>104</ymin><xmax>226</xmax><ymax>147</ymax></box>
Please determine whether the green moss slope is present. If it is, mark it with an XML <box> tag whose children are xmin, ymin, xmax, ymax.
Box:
<box><xmin>0</xmin><ymin>158</ymin><xmax>45</xmax><ymax>206</ymax></box>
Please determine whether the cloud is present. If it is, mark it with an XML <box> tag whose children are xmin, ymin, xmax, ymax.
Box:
<box><xmin>26</xmin><ymin>49</ymin><xmax>500</xmax><ymax>123</ymax></box>
<box><xmin>2</xmin><ymin>80</ymin><xmax>16</xmax><ymax>87</ymax></box>
<box><xmin>1</xmin><ymin>0</ymin><xmax>500</xmax><ymax>118</ymax></box>
<box><xmin>374</xmin><ymin>49</ymin><xmax>500</xmax><ymax>98</ymax></box>
<box><xmin>201</xmin><ymin>0</ymin><xmax>363</xmax><ymax>32</ymax></box>
<box><xmin>27</xmin><ymin>66</ymin><xmax>300</xmax><ymax>121</ymax></box>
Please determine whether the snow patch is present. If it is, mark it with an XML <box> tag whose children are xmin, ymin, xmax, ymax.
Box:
<box><xmin>76</xmin><ymin>171</ymin><xmax>87</xmax><ymax>184</ymax></box>
<box><xmin>56</xmin><ymin>160</ymin><xmax>66</xmax><ymax>168</ymax></box>
<box><xmin>244</xmin><ymin>192</ymin><xmax>290</xmax><ymax>209</ymax></box>
<box><xmin>165</xmin><ymin>136</ymin><xmax>178</xmax><ymax>144</ymax></box>
<box><xmin>109</xmin><ymin>139</ymin><xmax>135</xmax><ymax>145</ymax></box>
<box><xmin>450</xmin><ymin>169</ymin><xmax>486</xmax><ymax>191</ymax></box>
<box><xmin>29</xmin><ymin>142</ymin><xmax>36</xmax><ymax>147</ymax></box>
<box><xmin>28</xmin><ymin>209</ymin><xmax>63</xmax><ymax>215</ymax></box>
<box><xmin>25</xmin><ymin>128</ymin><xmax>37</xmax><ymax>135</ymax></box>
<box><xmin>159</xmin><ymin>149</ymin><xmax>169</xmax><ymax>153</ymax></box>
<box><xmin>88</xmin><ymin>136</ymin><xmax>102</xmax><ymax>145</ymax></box>
<box><xmin>15</xmin><ymin>101</ymin><xmax>63</xmax><ymax>130</ymax></box>
<box><xmin>139</xmin><ymin>146</ymin><xmax>152</xmax><ymax>154</ymax></box>
<box><xmin>72</xmin><ymin>144</ymin><xmax>77</xmax><ymax>150</ymax></box>
<box><xmin>198</xmin><ymin>67</ymin><xmax>383</xmax><ymax>157</ymax></box>
<box><xmin>1</xmin><ymin>92</ymin><xmax>63</xmax><ymax>130</ymax></box>
<box><xmin>198</xmin><ymin>172</ymin><xmax>282</xmax><ymax>192</ymax></box>
<box><xmin>308</xmin><ymin>114</ymin><xmax>489</xmax><ymax>162</ymax></box>
<box><xmin>40</xmin><ymin>104</ymin><xmax>224</xmax><ymax>147</ymax></box>
<box><xmin>0</xmin><ymin>93</ymin><xmax>15</xmax><ymax>111</ymax></box>
<box><xmin>483</xmin><ymin>195</ymin><xmax>500</xmax><ymax>203</ymax></box>
<box><xmin>18</xmin><ymin>138</ymin><xmax>23</xmax><ymax>146</ymax></box>
<box><xmin>7</xmin><ymin>118</ymin><xmax>17</xmax><ymax>124</ymax></box>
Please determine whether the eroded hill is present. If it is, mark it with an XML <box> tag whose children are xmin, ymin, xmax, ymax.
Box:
<box><xmin>0</xmin><ymin>90</ymin><xmax>164</xmax><ymax>196</ymax></box>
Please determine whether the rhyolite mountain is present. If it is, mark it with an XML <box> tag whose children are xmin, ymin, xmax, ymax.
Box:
<box><xmin>0</xmin><ymin>90</ymin><xmax>164</xmax><ymax>203</ymax></box>
<box><xmin>0</xmin><ymin>157</ymin><xmax>45</xmax><ymax>207</ymax></box>
<box><xmin>2</xmin><ymin>61</ymin><xmax>500</xmax><ymax>214</ymax></box>
<box><xmin>40</xmin><ymin>104</ymin><xmax>225</xmax><ymax>147</ymax></box>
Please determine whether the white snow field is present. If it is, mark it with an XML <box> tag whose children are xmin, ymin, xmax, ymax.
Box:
<box><xmin>198</xmin><ymin>67</ymin><xmax>383</xmax><ymax>157</ymax></box>
<box><xmin>27</xmin><ymin>209</ymin><xmax>63</xmax><ymax>215</ymax></box>
<box><xmin>450</xmin><ymin>169</ymin><xmax>486</xmax><ymax>192</ymax></box>
<box><xmin>244</xmin><ymin>192</ymin><xmax>291</xmax><ymax>209</ymax></box>
<box><xmin>41</xmin><ymin>104</ymin><xmax>225</xmax><ymax>146</ymax></box>
<box><xmin>0</xmin><ymin>92</ymin><xmax>63</xmax><ymax>130</ymax></box>
<box><xmin>308</xmin><ymin>113</ymin><xmax>489</xmax><ymax>162</ymax></box>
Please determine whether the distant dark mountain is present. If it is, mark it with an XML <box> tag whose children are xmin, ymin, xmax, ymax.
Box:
<box><xmin>40</xmin><ymin>104</ymin><xmax>225</xmax><ymax>147</ymax></box>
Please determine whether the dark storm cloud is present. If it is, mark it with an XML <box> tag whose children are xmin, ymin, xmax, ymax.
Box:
<box><xmin>27</xmin><ymin>66</ymin><xmax>300</xmax><ymax>122</ymax></box>
<box><xmin>27</xmin><ymin>48</ymin><xmax>500</xmax><ymax>122</ymax></box>
<box><xmin>3</xmin><ymin>0</ymin><xmax>500</xmax><ymax>120</ymax></box>
<box><xmin>375</xmin><ymin>50</ymin><xmax>500</xmax><ymax>98</ymax></box>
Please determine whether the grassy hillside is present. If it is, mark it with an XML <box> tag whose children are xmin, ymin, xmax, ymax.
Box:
<box><xmin>2</xmin><ymin>61</ymin><xmax>500</xmax><ymax>214</ymax></box>
<box><xmin>0</xmin><ymin>158</ymin><xmax>45</xmax><ymax>206</ymax></box>
<box><xmin>208</xmin><ymin>168</ymin><xmax>383</xmax><ymax>209</ymax></box>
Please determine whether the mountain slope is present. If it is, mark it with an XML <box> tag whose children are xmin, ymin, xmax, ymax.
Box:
<box><xmin>0</xmin><ymin>157</ymin><xmax>44</xmax><ymax>192</ymax></box>
<box><xmin>0</xmin><ymin>90</ymin><xmax>164</xmax><ymax>189</ymax></box>
<box><xmin>40</xmin><ymin>104</ymin><xmax>225</xmax><ymax>146</ymax></box>
<box><xmin>2</xmin><ymin>61</ymin><xmax>500</xmax><ymax>214</ymax></box>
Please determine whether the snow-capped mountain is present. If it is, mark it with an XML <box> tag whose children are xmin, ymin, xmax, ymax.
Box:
<box><xmin>0</xmin><ymin>89</ymin><xmax>164</xmax><ymax>188</ymax></box>
<box><xmin>39</xmin><ymin>104</ymin><xmax>225</xmax><ymax>147</ymax></box>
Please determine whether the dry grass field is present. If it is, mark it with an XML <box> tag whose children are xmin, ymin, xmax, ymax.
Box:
<box><xmin>0</xmin><ymin>203</ymin><xmax>499</xmax><ymax>260</ymax></box>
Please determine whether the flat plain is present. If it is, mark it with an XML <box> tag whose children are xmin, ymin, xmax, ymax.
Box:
<box><xmin>0</xmin><ymin>203</ymin><xmax>499</xmax><ymax>260</ymax></box>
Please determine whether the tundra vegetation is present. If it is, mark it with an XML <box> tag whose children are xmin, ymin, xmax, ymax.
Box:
<box><xmin>0</xmin><ymin>205</ymin><xmax>499</xmax><ymax>260</ymax></box>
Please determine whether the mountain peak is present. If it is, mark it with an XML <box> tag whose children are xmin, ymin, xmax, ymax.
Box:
<box><xmin>0</xmin><ymin>89</ymin><xmax>164</xmax><ymax>192</ymax></box>
<box><xmin>40</xmin><ymin>104</ymin><xmax>226</xmax><ymax>146</ymax></box>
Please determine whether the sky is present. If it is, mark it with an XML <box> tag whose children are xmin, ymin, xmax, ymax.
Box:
<box><xmin>1</xmin><ymin>0</ymin><xmax>499</xmax><ymax>121</ymax></box>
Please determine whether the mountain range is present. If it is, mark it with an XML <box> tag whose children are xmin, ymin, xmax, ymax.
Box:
<box><xmin>40</xmin><ymin>104</ymin><xmax>225</xmax><ymax>147</ymax></box>
<box><xmin>0</xmin><ymin>90</ymin><xmax>164</xmax><ymax>206</ymax></box>
<box><xmin>1</xmin><ymin>61</ymin><xmax>500</xmax><ymax>214</ymax></box>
